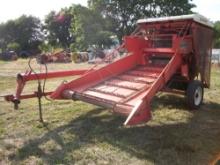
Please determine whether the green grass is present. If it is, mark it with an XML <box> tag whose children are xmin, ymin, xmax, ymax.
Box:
<box><xmin>0</xmin><ymin>59</ymin><xmax>220</xmax><ymax>164</ymax></box>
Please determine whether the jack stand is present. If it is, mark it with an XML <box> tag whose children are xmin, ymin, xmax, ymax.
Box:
<box><xmin>13</xmin><ymin>99</ymin><xmax>20</xmax><ymax>110</ymax></box>
<box><xmin>37</xmin><ymin>82</ymin><xmax>44</xmax><ymax>123</ymax></box>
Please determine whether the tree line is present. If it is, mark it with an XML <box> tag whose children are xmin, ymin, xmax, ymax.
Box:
<box><xmin>1</xmin><ymin>0</ymin><xmax>218</xmax><ymax>57</ymax></box>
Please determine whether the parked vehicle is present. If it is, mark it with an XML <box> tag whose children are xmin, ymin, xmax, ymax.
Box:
<box><xmin>0</xmin><ymin>51</ymin><xmax>18</xmax><ymax>61</ymax></box>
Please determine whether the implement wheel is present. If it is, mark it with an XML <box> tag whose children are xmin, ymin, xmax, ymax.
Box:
<box><xmin>186</xmin><ymin>80</ymin><xmax>204</xmax><ymax>110</ymax></box>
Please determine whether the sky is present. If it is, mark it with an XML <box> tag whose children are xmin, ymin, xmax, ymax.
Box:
<box><xmin>192</xmin><ymin>0</ymin><xmax>220</xmax><ymax>22</ymax></box>
<box><xmin>0</xmin><ymin>0</ymin><xmax>87</xmax><ymax>23</ymax></box>
<box><xmin>0</xmin><ymin>0</ymin><xmax>219</xmax><ymax>23</ymax></box>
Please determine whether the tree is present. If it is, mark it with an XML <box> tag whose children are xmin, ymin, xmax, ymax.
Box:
<box><xmin>44</xmin><ymin>9</ymin><xmax>73</xmax><ymax>48</ymax></box>
<box><xmin>7</xmin><ymin>42</ymin><xmax>21</xmax><ymax>52</ymax></box>
<box><xmin>16</xmin><ymin>15</ymin><xmax>43</xmax><ymax>52</ymax></box>
<box><xmin>88</xmin><ymin>0</ymin><xmax>195</xmax><ymax>42</ymax></box>
<box><xmin>214</xmin><ymin>21</ymin><xmax>220</xmax><ymax>48</ymax></box>
<box><xmin>0</xmin><ymin>15</ymin><xmax>43</xmax><ymax>56</ymax></box>
<box><xmin>0</xmin><ymin>21</ymin><xmax>17</xmax><ymax>50</ymax></box>
<box><xmin>70</xmin><ymin>5</ymin><xmax>115</xmax><ymax>50</ymax></box>
<box><xmin>38</xmin><ymin>42</ymin><xmax>53</xmax><ymax>53</ymax></box>
<box><xmin>155</xmin><ymin>0</ymin><xmax>195</xmax><ymax>16</ymax></box>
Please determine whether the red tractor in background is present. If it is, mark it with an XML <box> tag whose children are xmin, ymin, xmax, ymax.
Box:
<box><xmin>4</xmin><ymin>14</ymin><xmax>213</xmax><ymax>126</ymax></box>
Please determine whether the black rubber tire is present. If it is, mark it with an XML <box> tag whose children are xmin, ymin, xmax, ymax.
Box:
<box><xmin>186</xmin><ymin>80</ymin><xmax>204</xmax><ymax>110</ymax></box>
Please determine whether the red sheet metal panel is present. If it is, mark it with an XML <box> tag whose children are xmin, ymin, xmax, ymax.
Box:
<box><xmin>127</xmin><ymin>70</ymin><xmax>159</xmax><ymax>78</ymax></box>
<box><xmin>92</xmin><ymin>84</ymin><xmax>136</xmax><ymax>98</ymax></box>
<box><xmin>83</xmin><ymin>90</ymin><xmax>123</xmax><ymax>103</ymax></box>
<box><xmin>106</xmin><ymin>79</ymin><xmax>147</xmax><ymax>91</ymax></box>
<box><xmin>51</xmin><ymin>53</ymin><xmax>138</xmax><ymax>99</ymax></box>
<box><xmin>118</xmin><ymin>74</ymin><xmax>155</xmax><ymax>84</ymax></box>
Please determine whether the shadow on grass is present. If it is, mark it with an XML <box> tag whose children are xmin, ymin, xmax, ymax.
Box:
<box><xmin>9</xmin><ymin>95</ymin><xmax>220</xmax><ymax>164</ymax></box>
<box><xmin>152</xmin><ymin>93</ymin><xmax>188</xmax><ymax>110</ymax></box>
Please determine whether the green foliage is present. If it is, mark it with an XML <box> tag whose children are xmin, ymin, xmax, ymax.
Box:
<box><xmin>44</xmin><ymin>9</ymin><xmax>73</xmax><ymax>48</ymax></box>
<box><xmin>38</xmin><ymin>42</ymin><xmax>53</xmax><ymax>53</ymax></box>
<box><xmin>70</xmin><ymin>5</ymin><xmax>115</xmax><ymax>50</ymax></box>
<box><xmin>7</xmin><ymin>42</ymin><xmax>21</xmax><ymax>52</ymax></box>
<box><xmin>88</xmin><ymin>0</ymin><xmax>195</xmax><ymax>41</ymax></box>
<box><xmin>0</xmin><ymin>15</ymin><xmax>43</xmax><ymax>56</ymax></box>
<box><xmin>96</xmin><ymin>31</ymin><xmax>114</xmax><ymax>47</ymax></box>
<box><xmin>156</xmin><ymin>0</ymin><xmax>195</xmax><ymax>16</ymax></box>
<box><xmin>214</xmin><ymin>21</ymin><xmax>220</xmax><ymax>48</ymax></box>
<box><xmin>70</xmin><ymin>43</ymin><xmax>77</xmax><ymax>52</ymax></box>
<box><xmin>0</xmin><ymin>1</ymin><xmax>197</xmax><ymax>53</ymax></box>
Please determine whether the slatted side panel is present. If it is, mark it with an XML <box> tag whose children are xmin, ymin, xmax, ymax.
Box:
<box><xmin>78</xmin><ymin>65</ymin><xmax>165</xmax><ymax>115</ymax></box>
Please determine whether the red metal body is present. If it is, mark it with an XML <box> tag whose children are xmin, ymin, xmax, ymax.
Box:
<box><xmin>4</xmin><ymin>14</ymin><xmax>213</xmax><ymax>126</ymax></box>
<box><xmin>4</xmin><ymin>69</ymin><xmax>92</xmax><ymax>103</ymax></box>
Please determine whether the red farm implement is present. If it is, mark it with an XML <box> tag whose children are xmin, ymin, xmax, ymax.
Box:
<box><xmin>4</xmin><ymin>14</ymin><xmax>213</xmax><ymax>126</ymax></box>
<box><xmin>37</xmin><ymin>50</ymin><xmax>72</xmax><ymax>64</ymax></box>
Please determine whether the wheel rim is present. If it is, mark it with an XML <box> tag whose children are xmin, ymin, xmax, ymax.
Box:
<box><xmin>194</xmin><ymin>86</ymin><xmax>203</xmax><ymax>106</ymax></box>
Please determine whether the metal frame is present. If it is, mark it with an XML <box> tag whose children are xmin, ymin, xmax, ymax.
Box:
<box><xmin>4</xmin><ymin>14</ymin><xmax>213</xmax><ymax>126</ymax></box>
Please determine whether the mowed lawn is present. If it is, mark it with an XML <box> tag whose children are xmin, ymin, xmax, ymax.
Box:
<box><xmin>0</xmin><ymin>59</ymin><xmax>220</xmax><ymax>165</ymax></box>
